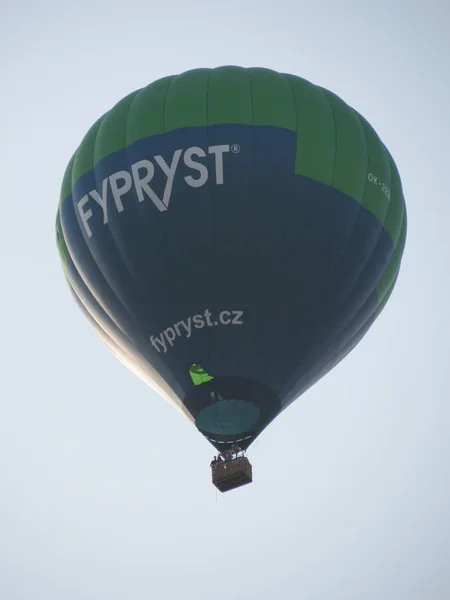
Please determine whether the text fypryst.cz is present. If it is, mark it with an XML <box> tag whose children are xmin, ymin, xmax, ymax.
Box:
<box><xmin>150</xmin><ymin>309</ymin><xmax>244</xmax><ymax>353</ymax></box>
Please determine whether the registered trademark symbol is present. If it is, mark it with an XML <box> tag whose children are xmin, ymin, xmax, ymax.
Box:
<box><xmin>231</xmin><ymin>143</ymin><xmax>241</xmax><ymax>153</ymax></box>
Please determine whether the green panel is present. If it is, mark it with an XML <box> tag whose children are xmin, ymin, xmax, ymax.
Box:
<box><xmin>375</xmin><ymin>272</ymin><xmax>399</xmax><ymax>317</ymax></box>
<box><xmin>376</xmin><ymin>208</ymin><xmax>407</xmax><ymax>305</ymax></box>
<box><xmin>207</xmin><ymin>66</ymin><xmax>252</xmax><ymax>125</ymax></box>
<box><xmin>60</xmin><ymin>152</ymin><xmax>76</xmax><ymax>202</ymax></box>
<box><xmin>285</xmin><ymin>75</ymin><xmax>335</xmax><ymax>186</ymax></box>
<box><xmin>125</xmin><ymin>76</ymin><xmax>175</xmax><ymax>145</ymax></box>
<box><xmin>383</xmin><ymin>150</ymin><xmax>405</xmax><ymax>242</ymax></box>
<box><xmin>321</xmin><ymin>89</ymin><xmax>367</xmax><ymax>204</ymax></box>
<box><xmin>71</xmin><ymin>116</ymin><xmax>104</xmax><ymax>189</ymax></box>
<box><xmin>55</xmin><ymin>209</ymin><xmax>70</xmax><ymax>269</ymax></box>
<box><xmin>93</xmin><ymin>91</ymin><xmax>139</xmax><ymax>165</ymax></box>
<box><xmin>163</xmin><ymin>69</ymin><xmax>209</xmax><ymax>132</ymax></box>
<box><xmin>60</xmin><ymin>66</ymin><xmax>406</xmax><ymax>250</ymax></box>
<box><xmin>248</xmin><ymin>68</ymin><xmax>296</xmax><ymax>131</ymax></box>
<box><xmin>356</xmin><ymin>112</ymin><xmax>391</xmax><ymax>226</ymax></box>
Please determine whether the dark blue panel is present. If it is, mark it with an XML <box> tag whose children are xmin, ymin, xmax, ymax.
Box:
<box><xmin>60</xmin><ymin>124</ymin><xmax>393</xmax><ymax>451</ymax></box>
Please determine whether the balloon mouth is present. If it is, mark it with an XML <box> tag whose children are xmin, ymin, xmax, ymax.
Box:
<box><xmin>184</xmin><ymin>375</ymin><xmax>280</xmax><ymax>451</ymax></box>
<box><xmin>195</xmin><ymin>398</ymin><xmax>261</xmax><ymax>435</ymax></box>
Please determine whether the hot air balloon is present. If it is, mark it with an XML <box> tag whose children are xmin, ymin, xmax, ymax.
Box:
<box><xmin>56</xmin><ymin>66</ymin><xmax>407</xmax><ymax>492</ymax></box>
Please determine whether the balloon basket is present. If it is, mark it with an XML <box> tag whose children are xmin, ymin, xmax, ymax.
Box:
<box><xmin>211</xmin><ymin>453</ymin><xmax>253</xmax><ymax>493</ymax></box>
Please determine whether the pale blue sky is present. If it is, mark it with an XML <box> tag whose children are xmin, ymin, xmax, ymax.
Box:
<box><xmin>2</xmin><ymin>1</ymin><xmax>449</xmax><ymax>599</ymax></box>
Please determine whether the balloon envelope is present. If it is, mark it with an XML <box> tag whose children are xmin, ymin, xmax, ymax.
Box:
<box><xmin>57</xmin><ymin>67</ymin><xmax>407</xmax><ymax>451</ymax></box>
